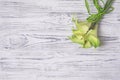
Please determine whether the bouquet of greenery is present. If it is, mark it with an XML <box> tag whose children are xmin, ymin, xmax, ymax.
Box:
<box><xmin>69</xmin><ymin>0</ymin><xmax>114</xmax><ymax>48</ymax></box>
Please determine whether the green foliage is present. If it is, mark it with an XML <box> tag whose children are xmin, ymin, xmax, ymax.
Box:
<box><xmin>85</xmin><ymin>0</ymin><xmax>114</xmax><ymax>23</ymax></box>
<box><xmin>69</xmin><ymin>0</ymin><xmax>114</xmax><ymax>48</ymax></box>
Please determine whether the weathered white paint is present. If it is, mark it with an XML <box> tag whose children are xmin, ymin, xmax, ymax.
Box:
<box><xmin>0</xmin><ymin>0</ymin><xmax>120</xmax><ymax>80</ymax></box>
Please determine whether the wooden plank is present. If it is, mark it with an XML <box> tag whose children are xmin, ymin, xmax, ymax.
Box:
<box><xmin>0</xmin><ymin>0</ymin><xmax>120</xmax><ymax>80</ymax></box>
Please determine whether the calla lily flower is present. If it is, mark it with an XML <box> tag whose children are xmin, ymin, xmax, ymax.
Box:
<box><xmin>69</xmin><ymin>0</ymin><xmax>114</xmax><ymax>48</ymax></box>
<box><xmin>69</xmin><ymin>18</ymin><xmax>100</xmax><ymax>48</ymax></box>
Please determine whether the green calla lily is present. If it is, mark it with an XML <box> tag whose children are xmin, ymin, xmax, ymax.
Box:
<box><xmin>69</xmin><ymin>0</ymin><xmax>114</xmax><ymax>48</ymax></box>
<box><xmin>69</xmin><ymin>18</ymin><xmax>100</xmax><ymax>48</ymax></box>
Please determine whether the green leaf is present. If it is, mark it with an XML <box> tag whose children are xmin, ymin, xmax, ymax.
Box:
<box><xmin>93</xmin><ymin>0</ymin><xmax>103</xmax><ymax>12</ymax></box>
<box><xmin>106</xmin><ymin>6</ymin><xmax>114</xmax><ymax>14</ymax></box>
<box><xmin>85</xmin><ymin>0</ymin><xmax>91</xmax><ymax>15</ymax></box>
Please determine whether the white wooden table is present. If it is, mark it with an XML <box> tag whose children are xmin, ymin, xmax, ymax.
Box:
<box><xmin>0</xmin><ymin>0</ymin><xmax>120</xmax><ymax>80</ymax></box>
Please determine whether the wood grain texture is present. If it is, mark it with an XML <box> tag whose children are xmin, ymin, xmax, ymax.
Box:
<box><xmin>0</xmin><ymin>0</ymin><xmax>120</xmax><ymax>80</ymax></box>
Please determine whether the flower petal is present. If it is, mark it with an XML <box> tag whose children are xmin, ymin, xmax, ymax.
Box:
<box><xmin>88</xmin><ymin>24</ymin><xmax>98</xmax><ymax>36</ymax></box>
<box><xmin>74</xmin><ymin>21</ymin><xmax>89</xmax><ymax>33</ymax></box>
<box><xmin>83</xmin><ymin>41</ymin><xmax>92</xmax><ymax>48</ymax></box>
<box><xmin>87</xmin><ymin>35</ymin><xmax>100</xmax><ymax>48</ymax></box>
<box><xmin>69</xmin><ymin>35</ymin><xmax>85</xmax><ymax>45</ymax></box>
<box><xmin>72</xmin><ymin>29</ymin><xmax>82</xmax><ymax>34</ymax></box>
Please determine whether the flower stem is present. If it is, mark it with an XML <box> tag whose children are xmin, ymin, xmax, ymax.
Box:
<box><xmin>87</xmin><ymin>0</ymin><xmax>114</xmax><ymax>31</ymax></box>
